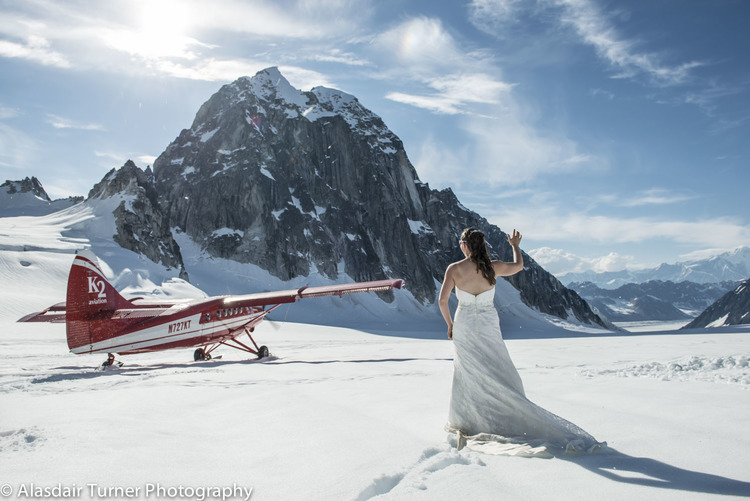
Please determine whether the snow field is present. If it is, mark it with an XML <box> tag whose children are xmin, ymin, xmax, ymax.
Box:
<box><xmin>2</xmin><ymin>321</ymin><xmax>749</xmax><ymax>500</ymax></box>
<box><xmin>2</xmin><ymin>201</ymin><xmax>749</xmax><ymax>500</ymax></box>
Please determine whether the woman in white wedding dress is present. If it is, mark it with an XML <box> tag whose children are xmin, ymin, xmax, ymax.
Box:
<box><xmin>438</xmin><ymin>228</ymin><xmax>605</xmax><ymax>457</ymax></box>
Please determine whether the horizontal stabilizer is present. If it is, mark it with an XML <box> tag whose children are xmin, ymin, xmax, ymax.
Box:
<box><xmin>17</xmin><ymin>302</ymin><xmax>67</xmax><ymax>323</ymax></box>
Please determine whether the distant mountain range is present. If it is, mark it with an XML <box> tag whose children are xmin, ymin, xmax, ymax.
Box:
<box><xmin>558</xmin><ymin>247</ymin><xmax>750</xmax><ymax>289</ymax></box>
<box><xmin>568</xmin><ymin>280</ymin><xmax>740</xmax><ymax>322</ymax></box>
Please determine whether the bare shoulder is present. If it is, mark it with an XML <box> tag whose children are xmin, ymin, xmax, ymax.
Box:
<box><xmin>447</xmin><ymin>259</ymin><xmax>471</xmax><ymax>274</ymax></box>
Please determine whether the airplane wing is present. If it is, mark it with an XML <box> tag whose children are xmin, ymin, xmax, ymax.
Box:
<box><xmin>223</xmin><ymin>278</ymin><xmax>405</xmax><ymax>307</ymax></box>
<box><xmin>18</xmin><ymin>279</ymin><xmax>405</xmax><ymax>322</ymax></box>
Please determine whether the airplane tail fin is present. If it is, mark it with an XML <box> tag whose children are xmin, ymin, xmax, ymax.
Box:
<box><xmin>65</xmin><ymin>250</ymin><xmax>134</xmax><ymax>353</ymax></box>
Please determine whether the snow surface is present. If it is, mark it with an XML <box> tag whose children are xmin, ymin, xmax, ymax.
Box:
<box><xmin>3</xmin><ymin>321</ymin><xmax>750</xmax><ymax>500</ymax></box>
<box><xmin>2</xmin><ymin>202</ymin><xmax>750</xmax><ymax>500</ymax></box>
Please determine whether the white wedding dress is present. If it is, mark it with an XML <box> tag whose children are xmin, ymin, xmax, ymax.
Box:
<box><xmin>446</xmin><ymin>287</ymin><xmax>605</xmax><ymax>457</ymax></box>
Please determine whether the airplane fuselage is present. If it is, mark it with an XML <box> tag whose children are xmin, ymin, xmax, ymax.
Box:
<box><xmin>73</xmin><ymin>299</ymin><xmax>269</xmax><ymax>355</ymax></box>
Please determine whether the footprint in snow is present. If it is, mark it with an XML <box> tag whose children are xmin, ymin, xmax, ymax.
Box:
<box><xmin>0</xmin><ymin>428</ymin><xmax>44</xmax><ymax>452</ymax></box>
<box><xmin>355</xmin><ymin>445</ymin><xmax>486</xmax><ymax>500</ymax></box>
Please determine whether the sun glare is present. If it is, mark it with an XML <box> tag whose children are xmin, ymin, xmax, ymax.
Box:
<box><xmin>126</xmin><ymin>0</ymin><xmax>198</xmax><ymax>59</ymax></box>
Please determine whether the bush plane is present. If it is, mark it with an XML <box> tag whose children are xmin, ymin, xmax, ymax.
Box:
<box><xmin>19</xmin><ymin>250</ymin><xmax>404</xmax><ymax>366</ymax></box>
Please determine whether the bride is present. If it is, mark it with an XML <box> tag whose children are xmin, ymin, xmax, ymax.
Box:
<box><xmin>438</xmin><ymin>227</ymin><xmax>605</xmax><ymax>457</ymax></box>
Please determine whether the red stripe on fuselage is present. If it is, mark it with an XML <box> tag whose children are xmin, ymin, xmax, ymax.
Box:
<box><xmin>77</xmin><ymin>302</ymin><xmax>266</xmax><ymax>355</ymax></box>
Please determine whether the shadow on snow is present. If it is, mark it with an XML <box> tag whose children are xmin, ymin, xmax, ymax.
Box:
<box><xmin>563</xmin><ymin>448</ymin><xmax>750</xmax><ymax>497</ymax></box>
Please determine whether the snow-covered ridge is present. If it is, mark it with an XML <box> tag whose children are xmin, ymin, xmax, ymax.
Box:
<box><xmin>223</xmin><ymin>67</ymin><xmax>394</xmax><ymax>142</ymax></box>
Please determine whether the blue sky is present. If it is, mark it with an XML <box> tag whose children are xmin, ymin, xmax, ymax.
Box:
<box><xmin>0</xmin><ymin>0</ymin><xmax>748</xmax><ymax>276</ymax></box>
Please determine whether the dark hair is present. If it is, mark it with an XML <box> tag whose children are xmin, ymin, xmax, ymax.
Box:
<box><xmin>461</xmin><ymin>228</ymin><xmax>496</xmax><ymax>286</ymax></box>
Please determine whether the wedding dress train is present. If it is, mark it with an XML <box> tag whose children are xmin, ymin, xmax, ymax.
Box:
<box><xmin>446</xmin><ymin>287</ymin><xmax>605</xmax><ymax>457</ymax></box>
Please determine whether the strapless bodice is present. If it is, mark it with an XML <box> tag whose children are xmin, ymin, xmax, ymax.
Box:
<box><xmin>455</xmin><ymin>287</ymin><xmax>495</xmax><ymax>309</ymax></box>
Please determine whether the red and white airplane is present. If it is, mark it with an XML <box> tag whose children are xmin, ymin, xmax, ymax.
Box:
<box><xmin>19</xmin><ymin>250</ymin><xmax>404</xmax><ymax>365</ymax></box>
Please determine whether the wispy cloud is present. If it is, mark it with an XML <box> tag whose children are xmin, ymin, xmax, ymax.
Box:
<box><xmin>468</xmin><ymin>0</ymin><xmax>524</xmax><ymax>36</ymax></box>
<box><xmin>468</xmin><ymin>0</ymin><xmax>703</xmax><ymax>87</ymax></box>
<box><xmin>386</xmin><ymin>73</ymin><xmax>514</xmax><ymax>116</ymax></box>
<box><xmin>308</xmin><ymin>49</ymin><xmax>370</xmax><ymax>67</ymax></box>
<box><xmin>0</xmin><ymin>35</ymin><xmax>70</xmax><ymax>68</ymax></box>
<box><xmin>550</xmin><ymin>0</ymin><xmax>702</xmax><ymax>86</ymax></box>
<box><xmin>46</xmin><ymin>114</ymin><xmax>104</xmax><ymax>131</ymax></box>
<box><xmin>0</xmin><ymin>104</ymin><xmax>21</xmax><ymax>120</ymax></box>
<box><xmin>619</xmin><ymin>188</ymin><xmax>694</xmax><ymax>207</ymax></box>
<box><xmin>590</xmin><ymin>88</ymin><xmax>615</xmax><ymax>100</ymax></box>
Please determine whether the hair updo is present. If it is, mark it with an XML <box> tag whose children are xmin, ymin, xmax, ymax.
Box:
<box><xmin>461</xmin><ymin>227</ymin><xmax>496</xmax><ymax>286</ymax></box>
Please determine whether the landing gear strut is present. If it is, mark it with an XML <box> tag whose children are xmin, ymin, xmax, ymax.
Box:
<box><xmin>193</xmin><ymin>328</ymin><xmax>270</xmax><ymax>362</ymax></box>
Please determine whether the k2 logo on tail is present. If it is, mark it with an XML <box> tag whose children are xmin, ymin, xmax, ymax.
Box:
<box><xmin>87</xmin><ymin>276</ymin><xmax>107</xmax><ymax>304</ymax></box>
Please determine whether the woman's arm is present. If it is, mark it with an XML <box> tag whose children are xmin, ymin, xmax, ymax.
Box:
<box><xmin>438</xmin><ymin>265</ymin><xmax>455</xmax><ymax>339</ymax></box>
<box><xmin>493</xmin><ymin>229</ymin><xmax>524</xmax><ymax>277</ymax></box>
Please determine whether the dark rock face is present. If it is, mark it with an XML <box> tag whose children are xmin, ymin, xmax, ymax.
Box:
<box><xmin>88</xmin><ymin>161</ymin><xmax>187</xmax><ymax>279</ymax></box>
<box><xmin>684</xmin><ymin>278</ymin><xmax>750</xmax><ymax>328</ymax></box>
<box><xmin>91</xmin><ymin>67</ymin><xmax>606</xmax><ymax>326</ymax></box>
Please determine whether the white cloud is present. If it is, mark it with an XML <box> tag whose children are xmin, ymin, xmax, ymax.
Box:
<box><xmin>308</xmin><ymin>49</ymin><xmax>370</xmax><ymax>67</ymax></box>
<box><xmin>619</xmin><ymin>188</ymin><xmax>694</xmax><ymax>207</ymax></box>
<box><xmin>373</xmin><ymin>17</ymin><xmax>467</xmax><ymax>75</ymax></box>
<box><xmin>46</xmin><ymin>114</ymin><xmax>104</xmax><ymax>131</ymax></box>
<box><xmin>136</xmin><ymin>155</ymin><xmax>157</xmax><ymax>167</ymax></box>
<box><xmin>0</xmin><ymin>35</ymin><xmax>70</xmax><ymax>68</ymax></box>
<box><xmin>386</xmin><ymin>92</ymin><xmax>463</xmax><ymax>115</ymax></box>
<box><xmin>490</xmin><ymin>202</ymin><xmax>750</xmax><ymax>253</ymax></box>
<box><xmin>678</xmin><ymin>247</ymin><xmax>741</xmax><ymax>263</ymax></box>
<box><xmin>468</xmin><ymin>0</ymin><xmax>524</xmax><ymax>34</ymax></box>
<box><xmin>185</xmin><ymin>0</ymin><xmax>370</xmax><ymax>39</ymax></box>
<box><xmin>528</xmin><ymin>247</ymin><xmax>635</xmax><ymax>275</ymax></box>
<box><xmin>0</xmin><ymin>0</ymin><xmax>369</xmax><ymax>81</ymax></box>
<box><xmin>385</xmin><ymin>73</ymin><xmax>514</xmax><ymax>116</ymax></box>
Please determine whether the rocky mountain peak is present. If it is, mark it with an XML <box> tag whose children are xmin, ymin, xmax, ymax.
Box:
<box><xmin>2</xmin><ymin>176</ymin><xmax>50</xmax><ymax>201</ymax></box>
<box><xmin>90</xmin><ymin>68</ymin><xmax>607</xmax><ymax>327</ymax></box>
<box><xmin>1</xmin><ymin>176</ymin><xmax>82</xmax><ymax>217</ymax></box>
<box><xmin>684</xmin><ymin>278</ymin><xmax>750</xmax><ymax>328</ymax></box>
<box><xmin>86</xmin><ymin>160</ymin><xmax>186</xmax><ymax>279</ymax></box>
<box><xmin>88</xmin><ymin>160</ymin><xmax>153</xmax><ymax>200</ymax></box>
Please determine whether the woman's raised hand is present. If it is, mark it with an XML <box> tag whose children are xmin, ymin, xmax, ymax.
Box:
<box><xmin>507</xmin><ymin>229</ymin><xmax>522</xmax><ymax>247</ymax></box>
